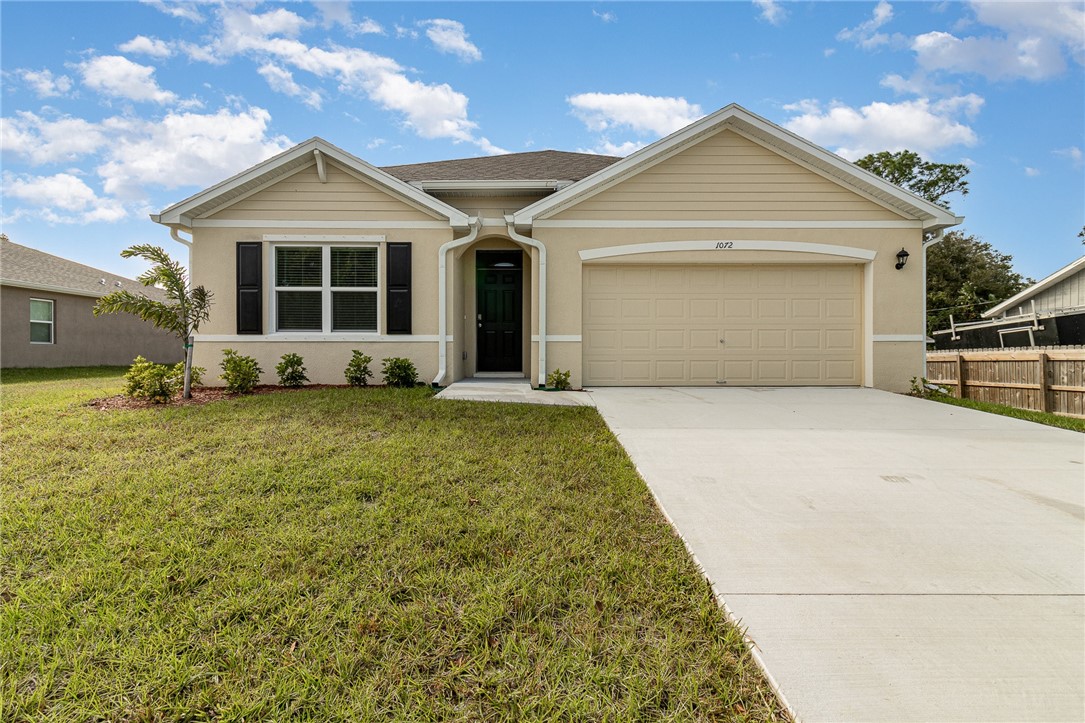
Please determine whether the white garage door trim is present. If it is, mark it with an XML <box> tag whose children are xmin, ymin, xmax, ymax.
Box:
<box><xmin>583</xmin><ymin>263</ymin><xmax>868</xmax><ymax>387</ymax></box>
<box><xmin>578</xmin><ymin>239</ymin><xmax>877</xmax><ymax>262</ymax></box>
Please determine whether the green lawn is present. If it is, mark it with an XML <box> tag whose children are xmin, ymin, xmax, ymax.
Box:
<box><xmin>925</xmin><ymin>392</ymin><xmax>1085</xmax><ymax>433</ymax></box>
<box><xmin>1</xmin><ymin>368</ymin><xmax>784</xmax><ymax>721</ymax></box>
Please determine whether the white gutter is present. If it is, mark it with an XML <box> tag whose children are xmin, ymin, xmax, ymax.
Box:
<box><xmin>432</xmin><ymin>218</ymin><xmax>480</xmax><ymax>386</ymax></box>
<box><xmin>505</xmin><ymin>216</ymin><xmax>548</xmax><ymax>387</ymax></box>
<box><xmin>170</xmin><ymin>227</ymin><xmax>194</xmax><ymax>268</ymax></box>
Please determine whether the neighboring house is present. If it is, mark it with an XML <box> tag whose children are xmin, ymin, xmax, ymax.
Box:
<box><xmin>151</xmin><ymin>104</ymin><xmax>961</xmax><ymax>392</ymax></box>
<box><xmin>931</xmin><ymin>255</ymin><xmax>1085</xmax><ymax>350</ymax></box>
<box><xmin>0</xmin><ymin>237</ymin><xmax>181</xmax><ymax>368</ymax></box>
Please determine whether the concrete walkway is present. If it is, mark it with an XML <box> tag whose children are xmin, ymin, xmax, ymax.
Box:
<box><xmin>589</xmin><ymin>387</ymin><xmax>1084</xmax><ymax>722</ymax></box>
<box><xmin>435</xmin><ymin>377</ymin><xmax>595</xmax><ymax>406</ymax></box>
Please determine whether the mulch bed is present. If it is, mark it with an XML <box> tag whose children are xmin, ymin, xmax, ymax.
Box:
<box><xmin>86</xmin><ymin>384</ymin><xmax>361</xmax><ymax>411</ymax></box>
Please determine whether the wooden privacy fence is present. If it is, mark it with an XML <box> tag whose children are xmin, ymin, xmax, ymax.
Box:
<box><xmin>926</xmin><ymin>348</ymin><xmax>1085</xmax><ymax>418</ymax></box>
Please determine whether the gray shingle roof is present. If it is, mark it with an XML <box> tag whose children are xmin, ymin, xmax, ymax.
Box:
<box><xmin>381</xmin><ymin>150</ymin><xmax>622</xmax><ymax>183</ymax></box>
<box><xmin>0</xmin><ymin>237</ymin><xmax>169</xmax><ymax>301</ymax></box>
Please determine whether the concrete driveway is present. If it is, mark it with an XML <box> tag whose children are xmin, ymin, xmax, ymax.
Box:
<box><xmin>589</xmin><ymin>387</ymin><xmax>1084</xmax><ymax>722</ymax></box>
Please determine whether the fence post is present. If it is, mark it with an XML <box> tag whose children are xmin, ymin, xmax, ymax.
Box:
<box><xmin>954</xmin><ymin>353</ymin><xmax>964</xmax><ymax>399</ymax></box>
<box><xmin>1037</xmin><ymin>352</ymin><xmax>1049</xmax><ymax>413</ymax></box>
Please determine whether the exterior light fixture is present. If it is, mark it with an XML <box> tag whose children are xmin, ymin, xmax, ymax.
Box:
<box><xmin>895</xmin><ymin>247</ymin><xmax>910</xmax><ymax>270</ymax></box>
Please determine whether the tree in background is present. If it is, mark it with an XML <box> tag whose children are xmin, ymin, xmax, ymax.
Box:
<box><xmin>855</xmin><ymin>150</ymin><xmax>1029</xmax><ymax>333</ymax></box>
<box><xmin>855</xmin><ymin>150</ymin><xmax>969</xmax><ymax>209</ymax></box>
<box><xmin>925</xmin><ymin>231</ymin><xmax>1030</xmax><ymax>333</ymax></box>
<box><xmin>94</xmin><ymin>245</ymin><xmax>212</xmax><ymax>399</ymax></box>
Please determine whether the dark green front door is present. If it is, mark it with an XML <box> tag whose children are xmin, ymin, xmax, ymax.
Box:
<box><xmin>476</xmin><ymin>251</ymin><xmax>523</xmax><ymax>372</ymax></box>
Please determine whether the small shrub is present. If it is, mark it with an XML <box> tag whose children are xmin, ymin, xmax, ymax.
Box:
<box><xmin>168</xmin><ymin>361</ymin><xmax>204</xmax><ymax>389</ymax></box>
<box><xmin>124</xmin><ymin>355</ymin><xmax>176</xmax><ymax>403</ymax></box>
<box><xmin>220</xmin><ymin>348</ymin><xmax>262</xmax><ymax>394</ymax></box>
<box><xmin>546</xmin><ymin>368</ymin><xmax>572</xmax><ymax>391</ymax></box>
<box><xmin>381</xmin><ymin>357</ymin><xmax>418</xmax><ymax>388</ymax></box>
<box><xmin>345</xmin><ymin>351</ymin><xmax>374</xmax><ymax>387</ymax></box>
<box><xmin>275</xmin><ymin>352</ymin><xmax>309</xmax><ymax>387</ymax></box>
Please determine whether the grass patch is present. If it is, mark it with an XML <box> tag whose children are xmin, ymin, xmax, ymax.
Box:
<box><xmin>925</xmin><ymin>392</ymin><xmax>1085</xmax><ymax>433</ymax></box>
<box><xmin>1</xmin><ymin>368</ymin><xmax>784</xmax><ymax>721</ymax></box>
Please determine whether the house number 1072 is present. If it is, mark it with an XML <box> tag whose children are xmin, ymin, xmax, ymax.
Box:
<box><xmin>715</xmin><ymin>242</ymin><xmax>734</xmax><ymax>249</ymax></box>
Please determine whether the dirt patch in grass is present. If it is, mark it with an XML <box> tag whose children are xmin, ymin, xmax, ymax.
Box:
<box><xmin>86</xmin><ymin>384</ymin><xmax>381</xmax><ymax>410</ymax></box>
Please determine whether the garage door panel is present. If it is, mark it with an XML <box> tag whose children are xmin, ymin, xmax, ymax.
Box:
<box><xmin>584</xmin><ymin>264</ymin><xmax>862</xmax><ymax>386</ymax></box>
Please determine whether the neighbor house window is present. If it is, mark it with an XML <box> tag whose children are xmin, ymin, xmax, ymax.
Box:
<box><xmin>274</xmin><ymin>245</ymin><xmax>378</xmax><ymax>333</ymax></box>
<box><xmin>30</xmin><ymin>298</ymin><xmax>54</xmax><ymax>344</ymax></box>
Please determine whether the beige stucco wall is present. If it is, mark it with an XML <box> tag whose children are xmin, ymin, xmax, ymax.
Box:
<box><xmin>1</xmin><ymin>285</ymin><xmax>182</xmax><ymax>368</ymax></box>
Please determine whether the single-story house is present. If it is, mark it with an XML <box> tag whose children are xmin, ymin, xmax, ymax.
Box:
<box><xmin>151</xmin><ymin>104</ymin><xmax>961</xmax><ymax>392</ymax></box>
<box><xmin>931</xmin><ymin>254</ymin><xmax>1085</xmax><ymax>349</ymax></box>
<box><xmin>0</xmin><ymin>236</ymin><xmax>181</xmax><ymax>368</ymax></box>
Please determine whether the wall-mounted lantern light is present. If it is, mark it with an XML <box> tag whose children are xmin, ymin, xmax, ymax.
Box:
<box><xmin>895</xmin><ymin>247</ymin><xmax>910</xmax><ymax>270</ymax></box>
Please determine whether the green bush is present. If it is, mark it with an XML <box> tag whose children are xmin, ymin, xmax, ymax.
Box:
<box><xmin>220</xmin><ymin>349</ymin><xmax>262</xmax><ymax>394</ymax></box>
<box><xmin>546</xmin><ymin>368</ymin><xmax>572</xmax><ymax>391</ymax></box>
<box><xmin>345</xmin><ymin>350</ymin><xmax>374</xmax><ymax>387</ymax></box>
<box><xmin>381</xmin><ymin>357</ymin><xmax>418</xmax><ymax>388</ymax></box>
<box><xmin>124</xmin><ymin>356</ymin><xmax>176</xmax><ymax>403</ymax></box>
<box><xmin>275</xmin><ymin>352</ymin><xmax>309</xmax><ymax>387</ymax></box>
<box><xmin>168</xmin><ymin>361</ymin><xmax>204</xmax><ymax>389</ymax></box>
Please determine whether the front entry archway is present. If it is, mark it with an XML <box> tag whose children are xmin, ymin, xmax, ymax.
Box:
<box><xmin>475</xmin><ymin>250</ymin><xmax>523</xmax><ymax>372</ymax></box>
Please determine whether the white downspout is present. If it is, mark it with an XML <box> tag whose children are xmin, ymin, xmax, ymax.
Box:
<box><xmin>923</xmin><ymin>228</ymin><xmax>946</xmax><ymax>360</ymax></box>
<box><xmin>432</xmin><ymin>218</ymin><xmax>480</xmax><ymax>386</ymax></box>
<box><xmin>505</xmin><ymin>217</ymin><xmax>547</xmax><ymax>387</ymax></box>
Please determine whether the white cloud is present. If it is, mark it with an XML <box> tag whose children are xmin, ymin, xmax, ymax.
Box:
<box><xmin>313</xmin><ymin>1</ymin><xmax>351</xmax><ymax>28</ymax></box>
<box><xmin>753</xmin><ymin>0</ymin><xmax>787</xmax><ymax>26</ymax></box>
<box><xmin>182</xmin><ymin>6</ymin><xmax>503</xmax><ymax>153</ymax></box>
<box><xmin>2</xmin><ymin>172</ymin><xmax>126</xmax><ymax>223</ymax></box>
<box><xmin>1</xmin><ymin>111</ymin><xmax>108</xmax><ymax>164</ymax></box>
<box><xmin>913</xmin><ymin>30</ymin><xmax>1066</xmax><ymax>81</ymax></box>
<box><xmin>394</xmin><ymin>25</ymin><xmax>419</xmax><ymax>40</ymax></box>
<box><xmin>177</xmin><ymin>41</ymin><xmax>223</xmax><ymax>65</ymax></box>
<box><xmin>354</xmin><ymin>18</ymin><xmax>384</xmax><ymax>35</ymax></box>
<box><xmin>593</xmin><ymin>9</ymin><xmax>617</xmax><ymax>24</ymax></box>
<box><xmin>96</xmin><ymin>107</ymin><xmax>293</xmax><ymax>198</ymax></box>
<box><xmin>257</xmin><ymin>62</ymin><xmax>322</xmax><ymax>109</ymax></box>
<box><xmin>420</xmin><ymin>19</ymin><xmax>482</xmax><ymax>62</ymax></box>
<box><xmin>1024</xmin><ymin>166</ymin><xmax>1040</xmax><ymax>177</ymax></box>
<box><xmin>909</xmin><ymin>1</ymin><xmax>1083</xmax><ymax>81</ymax></box>
<box><xmin>1054</xmin><ymin>146</ymin><xmax>1083</xmax><ymax>168</ymax></box>
<box><xmin>568</xmin><ymin>92</ymin><xmax>704</xmax><ymax>137</ymax></box>
<box><xmin>140</xmin><ymin>0</ymin><xmax>205</xmax><ymax>23</ymax></box>
<box><xmin>118</xmin><ymin>35</ymin><xmax>173</xmax><ymax>58</ymax></box>
<box><xmin>17</xmin><ymin>69</ymin><xmax>73</xmax><ymax>98</ymax></box>
<box><xmin>78</xmin><ymin>55</ymin><xmax>178</xmax><ymax>104</ymax></box>
<box><xmin>783</xmin><ymin>96</ymin><xmax>984</xmax><ymax>159</ymax></box>
<box><xmin>837</xmin><ymin>1</ymin><xmax>894</xmax><ymax>49</ymax></box>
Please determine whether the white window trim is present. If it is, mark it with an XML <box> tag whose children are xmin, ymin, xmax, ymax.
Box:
<box><xmin>271</xmin><ymin>242</ymin><xmax>381</xmax><ymax>335</ymax></box>
<box><xmin>30</xmin><ymin>297</ymin><xmax>54</xmax><ymax>344</ymax></box>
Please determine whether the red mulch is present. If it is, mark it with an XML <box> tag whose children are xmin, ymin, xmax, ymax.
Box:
<box><xmin>86</xmin><ymin>384</ymin><xmax>362</xmax><ymax>411</ymax></box>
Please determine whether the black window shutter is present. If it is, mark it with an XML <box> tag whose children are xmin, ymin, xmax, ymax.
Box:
<box><xmin>386</xmin><ymin>242</ymin><xmax>412</xmax><ymax>334</ymax></box>
<box><xmin>236</xmin><ymin>242</ymin><xmax>263</xmax><ymax>334</ymax></box>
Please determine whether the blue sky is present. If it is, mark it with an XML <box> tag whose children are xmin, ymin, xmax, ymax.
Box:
<box><xmin>2</xmin><ymin>1</ymin><xmax>1082</xmax><ymax>282</ymax></box>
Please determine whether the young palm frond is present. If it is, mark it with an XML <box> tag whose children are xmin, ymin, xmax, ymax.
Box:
<box><xmin>94</xmin><ymin>244</ymin><xmax>213</xmax><ymax>399</ymax></box>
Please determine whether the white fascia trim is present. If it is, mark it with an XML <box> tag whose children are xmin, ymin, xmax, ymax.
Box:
<box><xmin>513</xmin><ymin>104</ymin><xmax>960</xmax><ymax>229</ymax></box>
<box><xmin>193</xmin><ymin>219</ymin><xmax>450</xmax><ymax>229</ymax></box>
<box><xmin>982</xmin><ymin>255</ymin><xmax>1085</xmax><ymax>319</ymax></box>
<box><xmin>154</xmin><ymin>138</ymin><xmax>470</xmax><ymax>229</ymax></box>
<box><xmin>412</xmin><ymin>180</ymin><xmax>567</xmax><ymax>192</ymax></box>
<box><xmin>1</xmin><ymin>279</ymin><xmax>104</xmax><ymax>299</ymax></box>
<box><xmin>579</xmin><ymin>239</ymin><xmax>877</xmax><ymax>262</ymax></box>
<box><xmin>531</xmin><ymin>334</ymin><xmax>580</xmax><ymax>342</ymax></box>
<box><xmin>537</xmin><ymin>219</ymin><xmax>923</xmax><ymax>229</ymax></box>
<box><xmin>196</xmin><ymin>334</ymin><xmax>446</xmax><ymax>343</ymax></box>
<box><xmin>872</xmin><ymin>334</ymin><xmax>926</xmax><ymax>342</ymax></box>
<box><xmin>263</xmin><ymin>234</ymin><xmax>385</xmax><ymax>242</ymax></box>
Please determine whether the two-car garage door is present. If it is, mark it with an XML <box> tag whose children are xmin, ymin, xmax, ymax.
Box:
<box><xmin>583</xmin><ymin>264</ymin><xmax>862</xmax><ymax>386</ymax></box>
